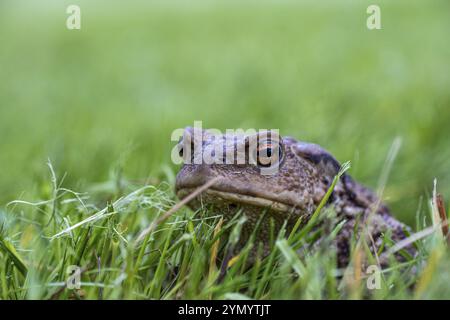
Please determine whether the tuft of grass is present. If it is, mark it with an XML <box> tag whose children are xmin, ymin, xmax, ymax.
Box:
<box><xmin>1</xmin><ymin>163</ymin><xmax>450</xmax><ymax>300</ymax></box>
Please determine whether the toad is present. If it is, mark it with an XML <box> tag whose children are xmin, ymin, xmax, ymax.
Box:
<box><xmin>175</xmin><ymin>127</ymin><xmax>415</xmax><ymax>267</ymax></box>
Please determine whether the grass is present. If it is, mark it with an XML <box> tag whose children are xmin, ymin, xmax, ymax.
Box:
<box><xmin>1</xmin><ymin>160</ymin><xmax>449</xmax><ymax>299</ymax></box>
<box><xmin>1</xmin><ymin>0</ymin><xmax>450</xmax><ymax>299</ymax></box>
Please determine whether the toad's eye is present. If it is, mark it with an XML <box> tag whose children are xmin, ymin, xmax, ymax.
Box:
<box><xmin>177</xmin><ymin>135</ymin><xmax>195</xmax><ymax>162</ymax></box>
<box><xmin>257</xmin><ymin>142</ymin><xmax>282</xmax><ymax>167</ymax></box>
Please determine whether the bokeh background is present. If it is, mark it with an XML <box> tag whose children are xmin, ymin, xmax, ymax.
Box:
<box><xmin>1</xmin><ymin>0</ymin><xmax>449</xmax><ymax>225</ymax></box>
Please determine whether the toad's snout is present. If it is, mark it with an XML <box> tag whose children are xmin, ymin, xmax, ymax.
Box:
<box><xmin>175</xmin><ymin>164</ymin><xmax>217</xmax><ymax>195</ymax></box>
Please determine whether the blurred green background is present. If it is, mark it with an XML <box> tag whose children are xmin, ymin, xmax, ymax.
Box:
<box><xmin>1</xmin><ymin>0</ymin><xmax>449</xmax><ymax>225</ymax></box>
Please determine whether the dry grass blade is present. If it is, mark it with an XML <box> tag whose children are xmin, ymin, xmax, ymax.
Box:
<box><xmin>431</xmin><ymin>179</ymin><xmax>449</xmax><ymax>245</ymax></box>
<box><xmin>436</xmin><ymin>194</ymin><xmax>449</xmax><ymax>243</ymax></box>
<box><xmin>386</xmin><ymin>222</ymin><xmax>449</xmax><ymax>256</ymax></box>
<box><xmin>135</xmin><ymin>177</ymin><xmax>219</xmax><ymax>243</ymax></box>
<box><xmin>49</xmin><ymin>265</ymin><xmax>90</xmax><ymax>300</ymax></box>
<box><xmin>209</xmin><ymin>217</ymin><xmax>224</xmax><ymax>280</ymax></box>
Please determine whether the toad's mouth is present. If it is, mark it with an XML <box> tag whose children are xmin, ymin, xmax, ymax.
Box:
<box><xmin>176</xmin><ymin>187</ymin><xmax>302</xmax><ymax>214</ymax></box>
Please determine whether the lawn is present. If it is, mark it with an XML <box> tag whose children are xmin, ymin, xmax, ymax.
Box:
<box><xmin>1</xmin><ymin>0</ymin><xmax>450</xmax><ymax>299</ymax></box>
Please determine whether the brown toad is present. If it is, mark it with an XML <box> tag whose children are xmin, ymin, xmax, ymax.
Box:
<box><xmin>175</xmin><ymin>127</ymin><xmax>415</xmax><ymax>267</ymax></box>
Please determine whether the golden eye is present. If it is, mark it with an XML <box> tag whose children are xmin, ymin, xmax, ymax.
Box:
<box><xmin>178</xmin><ymin>136</ymin><xmax>195</xmax><ymax>162</ymax></box>
<box><xmin>257</xmin><ymin>142</ymin><xmax>282</xmax><ymax>167</ymax></box>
